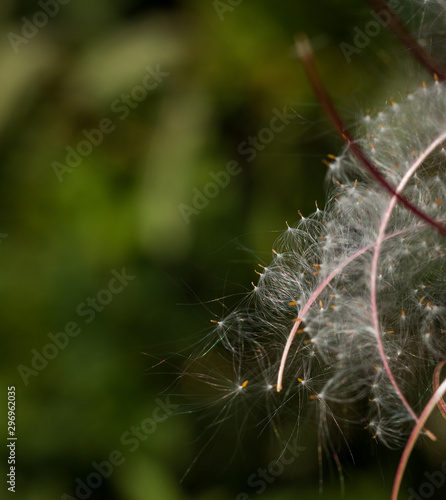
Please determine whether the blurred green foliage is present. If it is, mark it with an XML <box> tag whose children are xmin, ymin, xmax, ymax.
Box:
<box><xmin>0</xmin><ymin>1</ymin><xmax>443</xmax><ymax>499</ymax></box>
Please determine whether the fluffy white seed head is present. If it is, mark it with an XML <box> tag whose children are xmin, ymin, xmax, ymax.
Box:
<box><xmin>193</xmin><ymin>80</ymin><xmax>446</xmax><ymax>448</ymax></box>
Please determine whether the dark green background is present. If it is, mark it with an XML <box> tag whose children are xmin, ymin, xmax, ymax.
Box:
<box><xmin>1</xmin><ymin>1</ymin><xmax>445</xmax><ymax>499</ymax></box>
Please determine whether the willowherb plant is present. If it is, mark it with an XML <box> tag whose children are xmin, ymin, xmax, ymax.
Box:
<box><xmin>186</xmin><ymin>2</ymin><xmax>446</xmax><ymax>498</ymax></box>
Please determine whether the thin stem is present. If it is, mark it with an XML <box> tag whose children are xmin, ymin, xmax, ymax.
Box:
<box><xmin>295</xmin><ymin>35</ymin><xmax>446</xmax><ymax>237</ymax></box>
<box><xmin>370</xmin><ymin>130</ymin><xmax>446</xmax><ymax>438</ymax></box>
<box><xmin>433</xmin><ymin>359</ymin><xmax>446</xmax><ymax>419</ymax></box>
<box><xmin>392</xmin><ymin>372</ymin><xmax>446</xmax><ymax>500</ymax></box>
<box><xmin>366</xmin><ymin>0</ymin><xmax>446</xmax><ymax>81</ymax></box>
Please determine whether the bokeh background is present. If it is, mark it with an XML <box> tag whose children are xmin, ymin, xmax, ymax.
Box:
<box><xmin>1</xmin><ymin>1</ymin><xmax>445</xmax><ymax>499</ymax></box>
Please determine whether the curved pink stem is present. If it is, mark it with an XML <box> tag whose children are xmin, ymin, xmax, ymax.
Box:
<box><xmin>276</xmin><ymin>222</ymin><xmax>445</xmax><ymax>392</ymax></box>
<box><xmin>277</xmin><ymin>243</ymin><xmax>374</xmax><ymax>392</ymax></box>
<box><xmin>370</xmin><ymin>130</ymin><xmax>446</xmax><ymax>430</ymax></box>
<box><xmin>433</xmin><ymin>359</ymin><xmax>446</xmax><ymax>419</ymax></box>
<box><xmin>392</xmin><ymin>374</ymin><xmax>446</xmax><ymax>500</ymax></box>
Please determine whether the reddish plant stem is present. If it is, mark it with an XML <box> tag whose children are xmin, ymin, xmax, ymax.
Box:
<box><xmin>295</xmin><ymin>35</ymin><xmax>446</xmax><ymax>237</ymax></box>
<box><xmin>366</xmin><ymin>0</ymin><xmax>446</xmax><ymax>81</ymax></box>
